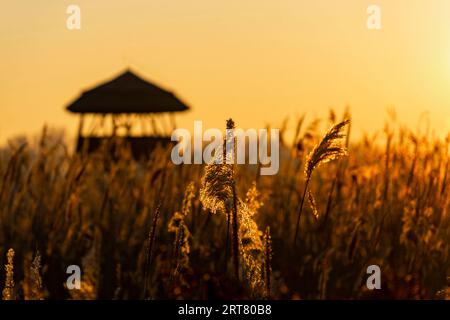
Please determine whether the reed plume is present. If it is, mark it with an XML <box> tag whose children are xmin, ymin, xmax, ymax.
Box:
<box><xmin>238</xmin><ymin>199</ymin><xmax>263</xmax><ymax>295</ymax></box>
<box><xmin>294</xmin><ymin>119</ymin><xmax>350</xmax><ymax>244</ymax></box>
<box><xmin>199</xmin><ymin>132</ymin><xmax>234</xmax><ymax>275</ymax></box>
<box><xmin>168</xmin><ymin>212</ymin><xmax>191</xmax><ymax>288</ymax></box>
<box><xmin>26</xmin><ymin>251</ymin><xmax>44</xmax><ymax>300</ymax></box>
<box><xmin>200</xmin><ymin>119</ymin><xmax>240</xmax><ymax>280</ymax></box>
<box><xmin>2</xmin><ymin>248</ymin><xmax>15</xmax><ymax>300</ymax></box>
<box><xmin>199</xmin><ymin>153</ymin><xmax>233</xmax><ymax>214</ymax></box>
<box><xmin>181</xmin><ymin>182</ymin><xmax>195</xmax><ymax>217</ymax></box>
<box><xmin>245</xmin><ymin>182</ymin><xmax>263</xmax><ymax>214</ymax></box>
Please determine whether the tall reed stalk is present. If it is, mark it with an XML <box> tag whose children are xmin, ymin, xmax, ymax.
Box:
<box><xmin>227</xmin><ymin>119</ymin><xmax>240</xmax><ymax>280</ymax></box>
<box><xmin>143</xmin><ymin>205</ymin><xmax>160</xmax><ymax>299</ymax></box>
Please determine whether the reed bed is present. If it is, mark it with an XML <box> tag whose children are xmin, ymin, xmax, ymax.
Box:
<box><xmin>0</xmin><ymin>113</ymin><xmax>449</xmax><ymax>299</ymax></box>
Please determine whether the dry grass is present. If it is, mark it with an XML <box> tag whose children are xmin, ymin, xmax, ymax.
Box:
<box><xmin>0</xmin><ymin>113</ymin><xmax>449</xmax><ymax>300</ymax></box>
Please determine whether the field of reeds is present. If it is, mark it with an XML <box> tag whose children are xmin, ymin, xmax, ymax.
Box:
<box><xmin>0</xmin><ymin>111</ymin><xmax>449</xmax><ymax>300</ymax></box>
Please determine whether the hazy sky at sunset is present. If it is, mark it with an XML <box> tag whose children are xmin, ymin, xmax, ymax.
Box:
<box><xmin>2</xmin><ymin>1</ymin><xmax>450</xmax><ymax>145</ymax></box>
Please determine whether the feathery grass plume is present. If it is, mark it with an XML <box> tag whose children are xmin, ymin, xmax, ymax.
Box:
<box><xmin>182</xmin><ymin>182</ymin><xmax>195</xmax><ymax>217</ymax></box>
<box><xmin>168</xmin><ymin>182</ymin><xmax>196</xmax><ymax>283</ymax></box>
<box><xmin>199</xmin><ymin>119</ymin><xmax>240</xmax><ymax>280</ymax></box>
<box><xmin>304</xmin><ymin>119</ymin><xmax>350</xmax><ymax>178</ymax></box>
<box><xmin>25</xmin><ymin>251</ymin><xmax>45</xmax><ymax>300</ymax></box>
<box><xmin>168</xmin><ymin>211</ymin><xmax>191</xmax><ymax>283</ymax></box>
<box><xmin>198</xmin><ymin>119</ymin><xmax>235</xmax><ymax>214</ymax></box>
<box><xmin>199</xmin><ymin>150</ymin><xmax>233</xmax><ymax>214</ymax></box>
<box><xmin>294</xmin><ymin>119</ymin><xmax>350</xmax><ymax>244</ymax></box>
<box><xmin>245</xmin><ymin>181</ymin><xmax>263</xmax><ymax>215</ymax></box>
<box><xmin>263</xmin><ymin>226</ymin><xmax>272</xmax><ymax>299</ymax></box>
<box><xmin>239</xmin><ymin>200</ymin><xmax>264</xmax><ymax>296</ymax></box>
<box><xmin>2</xmin><ymin>248</ymin><xmax>15</xmax><ymax>300</ymax></box>
<box><xmin>199</xmin><ymin>128</ymin><xmax>233</xmax><ymax>270</ymax></box>
<box><xmin>235</xmin><ymin>183</ymin><xmax>267</xmax><ymax>296</ymax></box>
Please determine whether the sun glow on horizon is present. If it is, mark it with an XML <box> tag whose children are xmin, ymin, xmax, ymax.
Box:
<box><xmin>2</xmin><ymin>1</ymin><xmax>450</xmax><ymax>144</ymax></box>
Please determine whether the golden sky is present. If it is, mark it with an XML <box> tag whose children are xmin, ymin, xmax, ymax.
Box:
<box><xmin>2</xmin><ymin>1</ymin><xmax>450</xmax><ymax>144</ymax></box>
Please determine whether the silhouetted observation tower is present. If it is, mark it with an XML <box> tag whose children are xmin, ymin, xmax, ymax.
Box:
<box><xmin>66</xmin><ymin>69</ymin><xmax>190</xmax><ymax>158</ymax></box>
